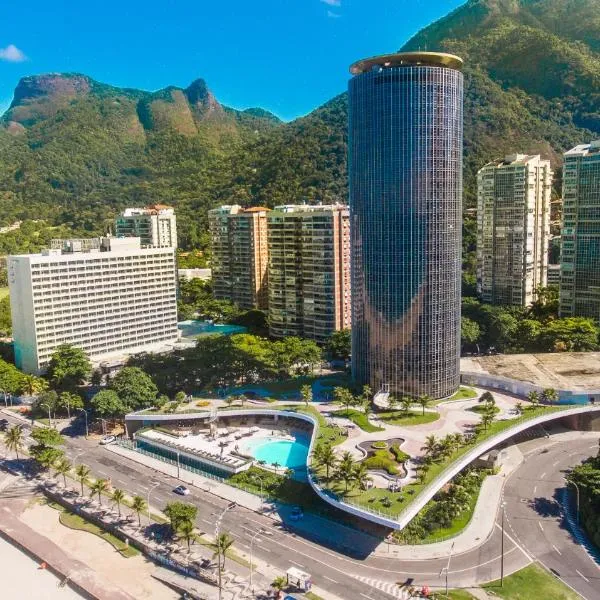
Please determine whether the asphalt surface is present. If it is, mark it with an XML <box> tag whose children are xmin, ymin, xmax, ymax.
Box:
<box><xmin>2</xmin><ymin>412</ymin><xmax>599</xmax><ymax>600</ymax></box>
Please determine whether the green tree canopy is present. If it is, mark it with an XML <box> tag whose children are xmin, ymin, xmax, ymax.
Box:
<box><xmin>163</xmin><ymin>501</ymin><xmax>198</xmax><ymax>533</ymax></box>
<box><xmin>109</xmin><ymin>367</ymin><xmax>158</xmax><ymax>411</ymax></box>
<box><xmin>326</xmin><ymin>328</ymin><xmax>351</xmax><ymax>360</ymax></box>
<box><xmin>89</xmin><ymin>389</ymin><xmax>126</xmax><ymax>418</ymax></box>
<box><xmin>461</xmin><ymin>316</ymin><xmax>481</xmax><ymax>347</ymax></box>
<box><xmin>47</xmin><ymin>344</ymin><xmax>92</xmax><ymax>389</ymax></box>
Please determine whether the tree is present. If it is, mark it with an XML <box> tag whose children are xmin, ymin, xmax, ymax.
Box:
<box><xmin>47</xmin><ymin>344</ymin><xmax>91</xmax><ymax>389</ymax></box>
<box><xmin>537</xmin><ymin>317</ymin><xmax>599</xmax><ymax>352</ymax></box>
<box><xmin>54</xmin><ymin>457</ymin><xmax>72</xmax><ymax>488</ymax></box>
<box><xmin>178</xmin><ymin>519</ymin><xmax>195</xmax><ymax>553</ymax></box>
<box><xmin>417</xmin><ymin>394</ymin><xmax>432</xmax><ymax>416</ymax></box>
<box><xmin>112</xmin><ymin>489</ymin><xmax>126</xmax><ymax>517</ymax></box>
<box><xmin>75</xmin><ymin>464</ymin><xmax>90</xmax><ymax>496</ymax></box>
<box><xmin>90</xmin><ymin>369</ymin><xmax>103</xmax><ymax>386</ymax></box>
<box><xmin>361</xmin><ymin>385</ymin><xmax>372</xmax><ymax>405</ymax></box>
<box><xmin>271</xmin><ymin>576</ymin><xmax>287</xmax><ymax>594</ymax></box>
<box><xmin>313</xmin><ymin>444</ymin><xmax>337</xmax><ymax>481</ymax></box>
<box><xmin>0</xmin><ymin>359</ymin><xmax>25</xmax><ymax>398</ymax></box>
<box><xmin>461</xmin><ymin>316</ymin><xmax>481</xmax><ymax>348</ymax></box>
<box><xmin>109</xmin><ymin>367</ymin><xmax>158</xmax><ymax>411</ymax></box>
<box><xmin>174</xmin><ymin>391</ymin><xmax>187</xmax><ymax>404</ymax></box>
<box><xmin>30</xmin><ymin>427</ymin><xmax>65</xmax><ymax>469</ymax></box>
<box><xmin>480</xmin><ymin>407</ymin><xmax>495</xmax><ymax>431</ymax></box>
<box><xmin>527</xmin><ymin>390</ymin><xmax>540</xmax><ymax>408</ymax></box>
<box><xmin>223</xmin><ymin>396</ymin><xmax>235</xmax><ymax>408</ymax></box>
<box><xmin>334</xmin><ymin>451</ymin><xmax>355</xmax><ymax>493</ymax></box>
<box><xmin>4</xmin><ymin>424</ymin><xmax>24</xmax><ymax>460</ymax></box>
<box><xmin>58</xmin><ymin>392</ymin><xmax>84</xmax><ymax>419</ymax></box>
<box><xmin>515</xmin><ymin>401</ymin><xmax>523</xmax><ymax>415</ymax></box>
<box><xmin>213</xmin><ymin>531</ymin><xmax>235</xmax><ymax>571</ymax></box>
<box><xmin>327</xmin><ymin>328</ymin><xmax>351</xmax><ymax>360</ymax></box>
<box><xmin>90</xmin><ymin>478</ymin><xmax>110</xmax><ymax>506</ymax></box>
<box><xmin>421</xmin><ymin>435</ymin><xmax>439</xmax><ymax>460</ymax></box>
<box><xmin>164</xmin><ymin>501</ymin><xmax>198</xmax><ymax>534</ymax></box>
<box><xmin>541</xmin><ymin>388</ymin><xmax>559</xmax><ymax>406</ymax></box>
<box><xmin>353</xmin><ymin>462</ymin><xmax>372</xmax><ymax>490</ymax></box>
<box><xmin>401</xmin><ymin>396</ymin><xmax>412</xmax><ymax>413</ymax></box>
<box><xmin>89</xmin><ymin>390</ymin><xmax>125</xmax><ymax>419</ymax></box>
<box><xmin>300</xmin><ymin>384</ymin><xmax>313</xmax><ymax>407</ymax></box>
<box><xmin>131</xmin><ymin>495</ymin><xmax>147</xmax><ymax>527</ymax></box>
<box><xmin>334</xmin><ymin>387</ymin><xmax>354</xmax><ymax>412</ymax></box>
<box><xmin>20</xmin><ymin>374</ymin><xmax>48</xmax><ymax>397</ymax></box>
<box><xmin>33</xmin><ymin>390</ymin><xmax>59</xmax><ymax>420</ymax></box>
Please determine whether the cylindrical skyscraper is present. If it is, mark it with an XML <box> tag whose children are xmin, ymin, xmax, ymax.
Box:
<box><xmin>348</xmin><ymin>52</ymin><xmax>463</xmax><ymax>399</ymax></box>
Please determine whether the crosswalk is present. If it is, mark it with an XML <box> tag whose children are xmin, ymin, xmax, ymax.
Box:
<box><xmin>353</xmin><ymin>574</ymin><xmax>412</xmax><ymax>599</ymax></box>
<box><xmin>560</xmin><ymin>488</ymin><xmax>600</xmax><ymax>566</ymax></box>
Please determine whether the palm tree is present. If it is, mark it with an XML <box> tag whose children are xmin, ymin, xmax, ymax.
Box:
<box><xmin>112</xmin><ymin>489</ymin><xmax>126</xmax><ymax>517</ymax></box>
<box><xmin>21</xmin><ymin>374</ymin><xmax>48</xmax><ymax>397</ymax></box>
<box><xmin>353</xmin><ymin>462</ymin><xmax>372</xmax><ymax>490</ymax></box>
<box><xmin>361</xmin><ymin>385</ymin><xmax>372</xmax><ymax>405</ymax></box>
<box><xmin>335</xmin><ymin>451</ymin><xmax>355</xmax><ymax>494</ymax></box>
<box><xmin>224</xmin><ymin>396</ymin><xmax>235</xmax><ymax>408</ymax></box>
<box><xmin>421</xmin><ymin>434</ymin><xmax>439</xmax><ymax>459</ymax></box>
<box><xmin>178</xmin><ymin>519</ymin><xmax>195</xmax><ymax>554</ymax></box>
<box><xmin>401</xmin><ymin>396</ymin><xmax>412</xmax><ymax>413</ymax></box>
<box><xmin>271</xmin><ymin>576</ymin><xmax>287</xmax><ymax>594</ymax></box>
<box><xmin>542</xmin><ymin>388</ymin><xmax>558</xmax><ymax>406</ymax></box>
<box><xmin>272</xmin><ymin>461</ymin><xmax>281</xmax><ymax>473</ymax></box>
<box><xmin>527</xmin><ymin>390</ymin><xmax>540</xmax><ymax>408</ymax></box>
<box><xmin>4</xmin><ymin>424</ymin><xmax>24</xmax><ymax>460</ymax></box>
<box><xmin>300</xmin><ymin>384</ymin><xmax>313</xmax><ymax>406</ymax></box>
<box><xmin>213</xmin><ymin>531</ymin><xmax>235</xmax><ymax>571</ymax></box>
<box><xmin>450</xmin><ymin>433</ymin><xmax>464</xmax><ymax>453</ymax></box>
<box><xmin>363</xmin><ymin>399</ymin><xmax>372</xmax><ymax>420</ymax></box>
<box><xmin>387</xmin><ymin>395</ymin><xmax>398</xmax><ymax>411</ymax></box>
<box><xmin>480</xmin><ymin>391</ymin><xmax>495</xmax><ymax>405</ymax></box>
<box><xmin>131</xmin><ymin>495</ymin><xmax>147</xmax><ymax>527</ymax></box>
<box><xmin>515</xmin><ymin>401</ymin><xmax>523</xmax><ymax>415</ymax></box>
<box><xmin>417</xmin><ymin>394</ymin><xmax>432</xmax><ymax>416</ymax></box>
<box><xmin>75</xmin><ymin>464</ymin><xmax>90</xmax><ymax>496</ymax></box>
<box><xmin>54</xmin><ymin>457</ymin><xmax>72</xmax><ymax>488</ymax></box>
<box><xmin>313</xmin><ymin>444</ymin><xmax>337</xmax><ymax>481</ymax></box>
<box><xmin>90</xmin><ymin>478</ymin><xmax>110</xmax><ymax>506</ymax></box>
<box><xmin>480</xmin><ymin>410</ymin><xmax>494</xmax><ymax>431</ymax></box>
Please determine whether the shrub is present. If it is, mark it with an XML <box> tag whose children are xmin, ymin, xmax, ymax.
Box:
<box><xmin>196</xmin><ymin>400</ymin><xmax>211</xmax><ymax>407</ymax></box>
<box><xmin>371</xmin><ymin>441</ymin><xmax>388</xmax><ymax>450</ymax></box>
<box><xmin>363</xmin><ymin>450</ymin><xmax>399</xmax><ymax>475</ymax></box>
<box><xmin>390</xmin><ymin>444</ymin><xmax>410</xmax><ymax>464</ymax></box>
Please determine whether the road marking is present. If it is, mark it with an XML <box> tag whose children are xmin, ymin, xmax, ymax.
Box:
<box><xmin>576</xmin><ymin>569</ymin><xmax>589</xmax><ymax>582</ymax></box>
<box><xmin>201</xmin><ymin>519</ymin><xmax>212</xmax><ymax>525</ymax></box>
<box><xmin>552</xmin><ymin>461</ymin><xmax>559</xmax><ymax>467</ymax></box>
<box><xmin>552</xmin><ymin>545</ymin><xmax>562</xmax><ymax>555</ymax></box>
<box><xmin>289</xmin><ymin>560</ymin><xmax>305</xmax><ymax>568</ymax></box>
<box><xmin>495</xmin><ymin>523</ymin><xmax>533</xmax><ymax>562</ymax></box>
<box><xmin>360</xmin><ymin>594</ymin><xmax>375</xmax><ymax>600</ymax></box>
<box><xmin>257</xmin><ymin>544</ymin><xmax>271</xmax><ymax>553</ymax></box>
<box><xmin>324</xmin><ymin>576</ymin><xmax>339</xmax><ymax>584</ymax></box>
<box><xmin>540</xmin><ymin>472</ymin><xmax>546</xmax><ymax>479</ymax></box>
<box><xmin>538</xmin><ymin>522</ymin><xmax>544</xmax><ymax>532</ymax></box>
<box><xmin>533</xmin><ymin>486</ymin><xmax>537</xmax><ymax>494</ymax></box>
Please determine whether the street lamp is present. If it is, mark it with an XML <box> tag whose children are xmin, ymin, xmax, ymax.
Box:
<box><xmin>249</xmin><ymin>528</ymin><xmax>264</xmax><ymax>595</ymax></box>
<box><xmin>214</xmin><ymin>502</ymin><xmax>237</xmax><ymax>600</ymax></box>
<box><xmin>443</xmin><ymin>541</ymin><xmax>455</xmax><ymax>597</ymax></box>
<box><xmin>78</xmin><ymin>409</ymin><xmax>89</xmax><ymax>439</ymax></box>
<box><xmin>570</xmin><ymin>480</ymin><xmax>580</xmax><ymax>524</ymax></box>
<box><xmin>41</xmin><ymin>403</ymin><xmax>53</xmax><ymax>428</ymax></box>
<box><xmin>500</xmin><ymin>501</ymin><xmax>506</xmax><ymax>587</ymax></box>
<box><xmin>146</xmin><ymin>481</ymin><xmax>160</xmax><ymax>525</ymax></box>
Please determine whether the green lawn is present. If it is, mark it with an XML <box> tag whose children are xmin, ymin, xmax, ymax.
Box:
<box><xmin>332</xmin><ymin>408</ymin><xmax>384</xmax><ymax>432</ymax></box>
<box><xmin>450</xmin><ymin>386</ymin><xmax>478</xmax><ymax>401</ymax></box>
<box><xmin>483</xmin><ymin>563</ymin><xmax>580</xmax><ymax>599</ymax></box>
<box><xmin>378</xmin><ymin>410</ymin><xmax>440</xmax><ymax>426</ymax></box>
<box><xmin>56</xmin><ymin>506</ymin><xmax>139</xmax><ymax>558</ymax></box>
<box><xmin>0</xmin><ymin>287</ymin><xmax>9</xmax><ymax>300</ymax></box>
<box><xmin>447</xmin><ymin>591</ymin><xmax>477</xmax><ymax>599</ymax></box>
<box><xmin>468</xmin><ymin>404</ymin><xmax>501</xmax><ymax>415</ymax></box>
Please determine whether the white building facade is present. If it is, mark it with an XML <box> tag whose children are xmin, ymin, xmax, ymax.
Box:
<box><xmin>8</xmin><ymin>237</ymin><xmax>179</xmax><ymax>374</ymax></box>
<box><xmin>115</xmin><ymin>205</ymin><xmax>178</xmax><ymax>248</ymax></box>
<box><xmin>477</xmin><ymin>154</ymin><xmax>552</xmax><ymax>306</ymax></box>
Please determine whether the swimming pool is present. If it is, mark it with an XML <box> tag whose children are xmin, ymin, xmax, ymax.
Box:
<box><xmin>178</xmin><ymin>320</ymin><xmax>247</xmax><ymax>339</ymax></box>
<box><xmin>242</xmin><ymin>435</ymin><xmax>310</xmax><ymax>470</ymax></box>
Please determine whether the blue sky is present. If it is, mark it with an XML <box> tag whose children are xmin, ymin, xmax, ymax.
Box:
<box><xmin>0</xmin><ymin>0</ymin><xmax>464</xmax><ymax>121</ymax></box>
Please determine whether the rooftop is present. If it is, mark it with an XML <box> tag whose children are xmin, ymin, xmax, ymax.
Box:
<box><xmin>565</xmin><ymin>141</ymin><xmax>600</xmax><ymax>157</ymax></box>
<box><xmin>461</xmin><ymin>352</ymin><xmax>600</xmax><ymax>392</ymax></box>
<box><xmin>349</xmin><ymin>51</ymin><xmax>463</xmax><ymax>75</ymax></box>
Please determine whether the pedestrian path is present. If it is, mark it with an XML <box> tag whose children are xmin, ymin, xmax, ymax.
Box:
<box><xmin>353</xmin><ymin>574</ymin><xmax>411</xmax><ymax>599</ymax></box>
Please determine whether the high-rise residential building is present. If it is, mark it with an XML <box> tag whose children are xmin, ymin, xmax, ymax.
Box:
<box><xmin>208</xmin><ymin>205</ymin><xmax>269</xmax><ymax>310</ymax></box>
<box><xmin>476</xmin><ymin>154</ymin><xmax>552</xmax><ymax>306</ymax></box>
<box><xmin>115</xmin><ymin>205</ymin><xmax>178</xmax><ymax>248</ymax></box>
<box><xmin>560</xmin><ymin>141</ymin><xmax>600</xmax><ymax>322</ymax></box>
<box><xmin>348</xmin><ymin>52</ymin><xmax>463</xmax><ymax>399</ymax></box>
<box><xmin>267</xmin><ymin>204</ymin><xmax>351</xmax><ymax>342</ymax></box>
<box><xmin>8</xmin><ymin>237</ymin><xmax>178</xmax><ymax>374</ymax></box>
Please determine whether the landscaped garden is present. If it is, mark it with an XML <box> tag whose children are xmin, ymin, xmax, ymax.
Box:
<box><xmin>377</xmin><ymin>410</ymin><xmax>440</xmax><ymax>426</ymax></box>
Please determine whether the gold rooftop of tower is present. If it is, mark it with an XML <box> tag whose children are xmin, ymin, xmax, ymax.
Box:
<box><xmin>349</xmin><ymin>51</ymin><xmax>463</xmax><ymax>75</ymax></box>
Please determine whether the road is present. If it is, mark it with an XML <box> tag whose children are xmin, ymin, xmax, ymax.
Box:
<box><xmin>2</xmin><ymin>411</ymin><xmax>599</xmax><ymax>599</ymax></box>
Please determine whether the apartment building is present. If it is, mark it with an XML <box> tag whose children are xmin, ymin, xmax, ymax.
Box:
<box><xmin>115</xmin><ymin>204</ymin><xmax>178</xmax><ymax>248</ymax></box>
<box><xmin>208</xmin><ymin>205</ymin><xmax>269</xmax><ymax>310</ymax></box>
<box><xmin>560</xmin><ymin>141</ymin><xmax>600</xmax><ymax>322</ymax></box>
<box><xmin>267</xmin><ymin>204</ymin><xmax>351</xmax><ymax>343</ymax></box>
<box><xmin>8</xmin><ymin>237</ymin><xmax>178</xmax><ymax>374</ymax></box>
<box><xmin>477</xmin><ymin>154</ymin><xmax>552</xmax><ymax>306</ymax></box>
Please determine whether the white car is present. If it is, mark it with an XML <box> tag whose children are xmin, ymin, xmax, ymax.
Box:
<box><xmin>173</xmin><ymin>485</ymin><xmax>190</xmax><ymax>496</ymax></box>
<box><xmin>99</xmin><ymin>435</ymin><xmax>116</xmax><ymax>445</ymax></box>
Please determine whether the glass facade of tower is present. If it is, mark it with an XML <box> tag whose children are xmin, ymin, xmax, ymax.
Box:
<box><xmin>348</xmin><ymin>54</ymin><xmax>463</xmax><ymax>399</ymax></box>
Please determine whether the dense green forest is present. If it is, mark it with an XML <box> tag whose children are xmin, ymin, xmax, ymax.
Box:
<box><xmin>0</xmin><ymin>0</ymin><xmax>598</xmax><ymax>262</ymax></box>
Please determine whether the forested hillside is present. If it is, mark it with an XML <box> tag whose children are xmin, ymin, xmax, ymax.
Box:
<box><xmin>0</xmin><ymin>0</ymin><xmax>598</xmax><ymax>256</ymax></box>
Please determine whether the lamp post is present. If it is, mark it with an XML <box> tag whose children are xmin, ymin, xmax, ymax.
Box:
<box><xmin>250</xmin><ymin>529</ymin><xmax>263</xmax><ymax>595</ymax></box>
<box><xmin>176</xmin><ymin>450</ymin><xmax>180</xmax><ymax>479</ymax></box>
<box><xmin>445</xmin><ymin>541</ymin><xmax>455</xmax><ymax>597</ymax></box>
<box><xmin>146</xmin><ymin>481</ymin><xmax>160</xmax><ymax>525</ymax></box>
<box><xmin>570</xmin><ymin>481</ymin><xmax>580</xmax><ymax>524</ymax></box>
<box><xmin>41</xmin><ymin>403</ymin><xmax>53</xmax><ymax>428</ymax></box>
<box><xmin>501</xmin><ymin>501</ymin><xmax>506</xmax><ymax>587</ymax></box>
<box><xmin>78</xmin><ymin>409</ymin><xmax>89</xmax><ymax>439</ymax></box>
<box><xmin>214</xmin><ymin>502</ymin><xmax>236</xmax><ymax>600</ymax></box>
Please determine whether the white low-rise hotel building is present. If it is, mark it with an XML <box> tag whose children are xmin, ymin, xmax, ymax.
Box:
<box><xmin>8</xmin><ymin>237</ymin><xmax>179</xmax><ymax>374</ymax></box>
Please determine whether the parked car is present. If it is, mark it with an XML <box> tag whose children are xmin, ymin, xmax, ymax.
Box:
<box><xmin>289</xmin><ymin>506</ymin><xmax>303</xmax><ymax>521</ymax></box>
<box><xmin>0</xmin><ymin>419</ymin><xmax>9</xmax><ymax>431</ymax></box>
<box><xmin>173</xmin><ymin>485</ymin><xmax>190</xmax><ymax>496</ymax></box>
<box><xmin>99</xmin><ymin>435</ymin><xmax>116</xmax><ymax>445</ymax></box>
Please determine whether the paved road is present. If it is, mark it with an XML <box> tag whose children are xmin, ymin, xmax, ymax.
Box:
<box><xmin>2</xmin><ymin>412</ymin><xmax>598</xmax><ymax>599</ymax></box>
<box><xmin>502</xmin><ymin>437</ymin><xmax>600</xmax><ymax>600</ymax></box>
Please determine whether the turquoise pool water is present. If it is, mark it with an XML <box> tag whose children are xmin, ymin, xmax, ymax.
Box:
<box><xmin>242</xmin><ymin>435</ymin><xmax>310</xmax><ymax>470</ymax></box>
<box><xmin>178</xmin><ymin>320</ymin><xmax>247</xmax><ymax>339</ymax></box>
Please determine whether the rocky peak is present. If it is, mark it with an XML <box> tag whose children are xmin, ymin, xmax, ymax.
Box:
<box><xmin>11</xmin><ymin>73</ymin><xmax>92</xmax><ymax>108</ymax></box>
<box><xmin>185</xmin><ymin>78</ymin><xmax>222</xmax><ymax>114</ymax></box>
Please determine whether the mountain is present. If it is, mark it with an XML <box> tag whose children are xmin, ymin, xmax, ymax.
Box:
<box><xmin>0</xmin><ymin>0</ymin><xmax>598</xmax><ymax>256</ymax></box>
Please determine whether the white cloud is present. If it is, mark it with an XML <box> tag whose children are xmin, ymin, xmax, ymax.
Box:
<box><xmin>327</xmin><ymin>10</ymin><xmax>341</xmax><ymax>18</ymax></box>
<box><xmin>321</xmin><ymin>0</ymin><xmax>341</xmax><ymax>6</ymax></box>
<box><xmin>0</xmin><ymin>45</ymin><xmax>27</xmax><ymax>63</ymax></box>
